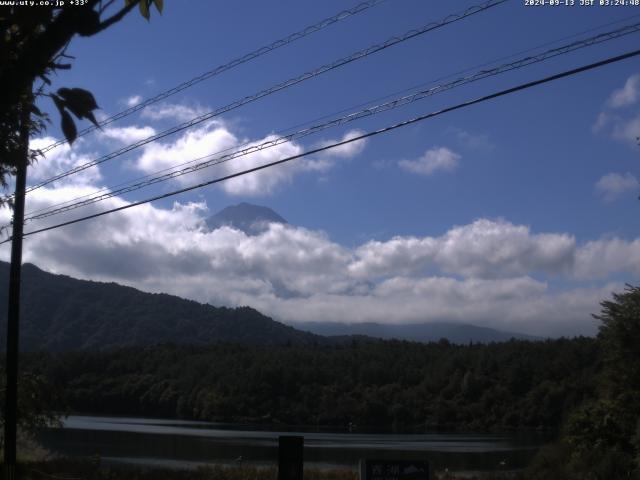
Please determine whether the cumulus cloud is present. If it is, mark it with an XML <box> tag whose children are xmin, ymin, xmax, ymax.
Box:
<box><xmin>449</xmin><ymin>128</ymin><xmax>494</xmax><ymax>151</ymax></box>
<box><xmin>574</xmin><ymin>237</ymin><xmax>640</xmax><ymax>279</ymax></box>
<box><xmin>136</xmin><ymin>120</ymin><xmax>236</xmax><ymax>175</ymax></box>
<box><xmin>100</xmin><ymin>125</ymin><xmax>156</xmax><ymax>144</ymax></box>
<box><xmin>594</xmin><ymin>74</ymin><xmax>640</xmax><ymax>144</ymax></box>
<box><xmin>5</xmin><ymin>102</ymin><xmax>637</xmax><ymax>339</ymax></box>
<box><xmin>255</xmin><ymin>276</ymin><xmax>614</xmax><ymax>337</ymax></box>
<box><xmin>607</xmin><ymin>73</ymin><xmax>640</xmax><ymax>108</ymax></box>
<box><xmin>124</xmin><ymin>95</ymin><xmax>142</xmax><ymax>108</ymax></box>
<box><xmin>595</xmin><ymin>172</ymin><xmax>639</xmax><ymax>202</ymax></box>
<box><xmin>398</xmin><ymin>147</ymin><xmax>460</xmax><ymax>175</ymax></box>
<box><xmin>592</xmin><ymin>112</ymin><xmax>611</xmax><ymax>133</ymax></box>
<box><xmin>28</xmin><ymin>137</ymin><xmax>101</xmax><ymax>187</ymax></box>
<box><xmin>135</xmin><ymin>122</ymin><xmax>306</xmax><ymax>196</ymax></box>
<box><xmin>317</xmin><ymin>129</ymin><xmax>367</xmax><ymax>159</ymax></box>
<box><xmin>302</xmin><ymin>129</ymin><xmax>368</xmax><ymax>172</ymax></box>
<box><xmin>610</xmin><ymin>114</ymin><xmax>640</xmax><ymax>144</ymax></box>
<box><xmin>349</xmin><ymin>219</ymin><xmax>576</xmax><ymax>279</ymax></box>
<box><xmin>134</xmin><ymin>121</ymin><xmax>366</xmax><ymax>196</ymax></box>
<box><xmin>141</xmin><ymin>102</ymin><xmax>208</xmax><ymax>122</ymax></box>
<box><xmin>2</xmin><ymin>187</ymin><xmax>637</xmax><ymax>338</ymax></box>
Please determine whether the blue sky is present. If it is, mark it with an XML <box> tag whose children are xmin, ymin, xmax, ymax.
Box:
<box><xmin>2</xmin><ymin>0</ymin><xmax>640</xmax><ymax>336</ymax></box>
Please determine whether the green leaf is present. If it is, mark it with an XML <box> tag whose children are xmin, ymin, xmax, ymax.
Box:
<box><xmin>57</xmin><ymin>88</ymin><xmax>98</xmax><ymax>111</ymax></box>
<box><xmin>51</xmin><ymin>94</ymin><xmax>65</xmax><ymax>115</ymax></box>
<box><xmin>153</xmin><ymin>0</ymin><xmax>163</xmax><ymax>13</ymax></box>
<box><xmin>84</xmin><ymin>111</ymin><xmax>100</xmax><ymax>129</ymax></box>
<box><xmin>60</xmin><ymin>111</ymin><xmax>77</xmax><ymax>145</ymax></box>
<box><xmin>57</xmin><ymin>88</ymin><xmax>99</xmax><ymax>122</ymax></box>
<box><xmin>139</xmin><ymin>0</ymin><xmax>150</xmax><ymax>20</ymax></box>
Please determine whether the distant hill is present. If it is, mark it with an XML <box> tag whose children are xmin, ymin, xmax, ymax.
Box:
<box><xmin>293</xmin><ymin>321</ymin><xmax>541</xmax><ymax>344</ymax></box>
<box><xmin>206</xmin><ymin>202</ymin><xmax>287</xmax><ymax>235</ymax></box>
<box><xmin>0</xmin><ymin>262</ymin><xmax>320</xmax><ymax>351</ymax></box>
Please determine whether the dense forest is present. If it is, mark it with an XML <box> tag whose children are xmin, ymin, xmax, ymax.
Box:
<box><xmin>23</xmin><ymin>337</ymin><xmax>600</xmax><ymax>431</ymax></box>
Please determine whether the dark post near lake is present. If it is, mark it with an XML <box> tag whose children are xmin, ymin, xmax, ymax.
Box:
<box><xmin>278</xmin><ymin>435</ymin><xmax>304</xmax><ymax>480</ymax></box>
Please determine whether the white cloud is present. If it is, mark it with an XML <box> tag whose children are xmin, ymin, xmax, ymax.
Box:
<box><xmin>215</xmin><ymin>276</ymin><xmax>612</xmax><ymax>337</ymax></box>
<box><xmin>28</xmin><ymin>137</ymin><xmax>101</xmax><ymax>187</ymax></box>
<box><xmin>100</xmin><ymin>125</ymin><xmax>156</xmax><ymax>144</ymax></box>
<box><xmin>574</xmin><ymin>237</ymin><xmax>640</xmax><ymax>279</ymax></box>
<box><xmin>220</xmin><ymin>137</ymin><xmax>304</xmax><ymax>196</ymax></box>
<box><xmin>124</xmin><ymin>95</ymin><xmax>142</xmax><ymax>108</ymax></box>
<box><xmin>607</xmin><ymin>74</ymin><xmax>640</xmax><ymax>108</ymax></box>
<box><xmin>134</xmin><ymin>121</ymin><xmax>367</xmax><ymax>196</ymax></box>
<box><xmin>592</xmin><ymin>112</ymin><xmax>611</xmax><ymax>133</ymax></box>
<box><xmin>349</xmin><ymin>219</ymin><xmax>640</xmax><ymax>282</ymax></box>
<box><xmin>594</xmin><ymin>75</ymin><xmax>640</xmax><ymax>144</ymax></box>
<box><xmin>317</xmin><ymin>129</ymin><xmax>367</xmax><ymax>159</ymax></box>
<box><xmin>136</xmin><ymin>120</ymin><xmax>235</xmax><ymax>174</ymax></box>
<box><xmin>349</xmin><ymin>219</ymin><xmax>576</xmax><ymax>279</ymax></box>
<box><xmin>595</xmin><ymin>172</ymin><xmax>639</xmax><ymax>202</ymax></box>
<box><xmin>135</xmin><ymin>122</ymin><xmax>306</xmax><ymax>196</ymax></box>
<box><xmin>3</xmin><ymin>188</ymin><xmax>638</xmax><ymax>338</ymax></box>
<box><xmin>450</xmin><ymin>128</ymin><xmax>494</xmax><ymax>151</ymax></box>
<box><xmin>5</xmin><ymin>103</ymin><xmax>637</xmax><ymax>339</ymax></box>
<box><xmin>611</xmin><ymin>114</ymin><xmax>640</xmax><ymax>144</ymax></box>
<box><xmin>32</xmin><ymin>101</ymin><xmax>367</xmax><ymax>201</ymax></box>
<box><xmin>302</xmin><ymin>129</ymin><xmax>368</xmax><ymax>172</ymax></box>
<box><xmin>141</xmin><ymin>102</ymin><xmax>208</xmax><ymax>122</ymax></box>
<box><xmin>398</xmin><ymin>147</ymin><xmax>460</xmax><ymax>175</ymax></box>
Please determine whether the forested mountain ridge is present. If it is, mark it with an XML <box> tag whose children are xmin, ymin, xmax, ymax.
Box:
<box><xmin>0</xmin><ymin>261</ymin><xmax>321</xmax><ymax>351</ymax></box>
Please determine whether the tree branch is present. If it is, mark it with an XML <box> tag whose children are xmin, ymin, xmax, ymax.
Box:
<box><xmin>90</xmin><ymin>0</ymin><xmax>140</xmax><ymax>35</ymax></box>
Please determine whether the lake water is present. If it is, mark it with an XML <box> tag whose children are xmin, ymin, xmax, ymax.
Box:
<box><xmin>38</xmin><ymin>415</ymin><xmax>550</xmax><ymax>473</ymax></box>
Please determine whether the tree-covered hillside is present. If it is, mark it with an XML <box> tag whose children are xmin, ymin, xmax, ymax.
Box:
<box><xmin>0</xmin><ymin>262</ymin><xmax>320</xmax><ymax>350</ymax></box>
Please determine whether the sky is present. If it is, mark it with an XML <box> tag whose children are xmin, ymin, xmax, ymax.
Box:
<box><xmin>2</xmin><ymin>0</ymin><xmax>640</xmax><ymax>337</ymax></box>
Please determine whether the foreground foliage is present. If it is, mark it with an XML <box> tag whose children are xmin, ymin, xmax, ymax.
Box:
<box><xmin>526</xmin><ymin>285</ymin><xmax>640</xmax><ymax>479</ymax></box>
<box><xmin>0</xmin><ymin>262</ymin><xmax>320</xmax><ymax>351</ymax></box>
<box><xmin>0</xmin><ymin>457</ymin><xmax>532</xmax><ymax>480</ymax></box>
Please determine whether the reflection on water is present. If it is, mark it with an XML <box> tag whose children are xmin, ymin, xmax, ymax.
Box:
<box><xmin>38</xmin><ymin>416</ymin><xmax>550</xmax><ymax>472</ymax></box>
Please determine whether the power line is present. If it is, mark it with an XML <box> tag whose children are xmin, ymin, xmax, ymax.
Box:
<box><xmin>37</xmin><ymin>0</ymin><xmax>388</xmax><ymax>155</ymax></box>
<box><xmin>4</xmin><ymin>47</ymin><xmax>639</xmax><ymax>245</ymax></box>
<box><xmin>20</xmin><ymin>20</ymin><xmax>640</xmax><ymax>224</ymax></box>
<box><xmin>15</xmin><ymin>0</ymin><xmax>507</xmax><ymax>199</ymax></box>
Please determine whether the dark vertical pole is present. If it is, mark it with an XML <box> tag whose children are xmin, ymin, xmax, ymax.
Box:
<box><xmin>4</xmin><ymin>100</ymin><xmax>29</xmax><ymax>479</ymax></box>
<box><xmin>278</xmin><ymin>435</ymin><xmax>303</xmax><ymax>480</ymax></box>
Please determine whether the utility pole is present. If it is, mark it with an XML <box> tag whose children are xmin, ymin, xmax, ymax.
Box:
<box><xmin>4</xmin><ymin>96</ymin><xmax>30</xmax><ymax>480</ymax></box>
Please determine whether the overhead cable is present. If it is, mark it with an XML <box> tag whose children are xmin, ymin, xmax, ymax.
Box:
<box><xmin>21</xmin><ymin>21</ymin><xmax>640</xmax><ymax>224</ymax></box>
<box><xmin>3</xmin><ymin>47</ymin><xmax>638</xmax><ymax>244</ymax></box>
<box><xmin>18</xmin><ymin>0</ymin><xmax>507</xmax><ymax>197</ymax></box>
<box><xmin>37</xmin><ymin>0</ymin><xmax>388</xmax><ymax>154</ymax></box>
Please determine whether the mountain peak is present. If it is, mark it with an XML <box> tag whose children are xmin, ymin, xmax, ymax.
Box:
<box><xmin>205</xmin><ymin>203</ymin><xmax>287</xmax><ymax>235</ymax></box>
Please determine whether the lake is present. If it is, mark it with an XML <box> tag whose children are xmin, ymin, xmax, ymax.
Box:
<box><xmin>38</xmin><ymin>415</ymin><xmax>551</xmax><ymax>473</ymax></box>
